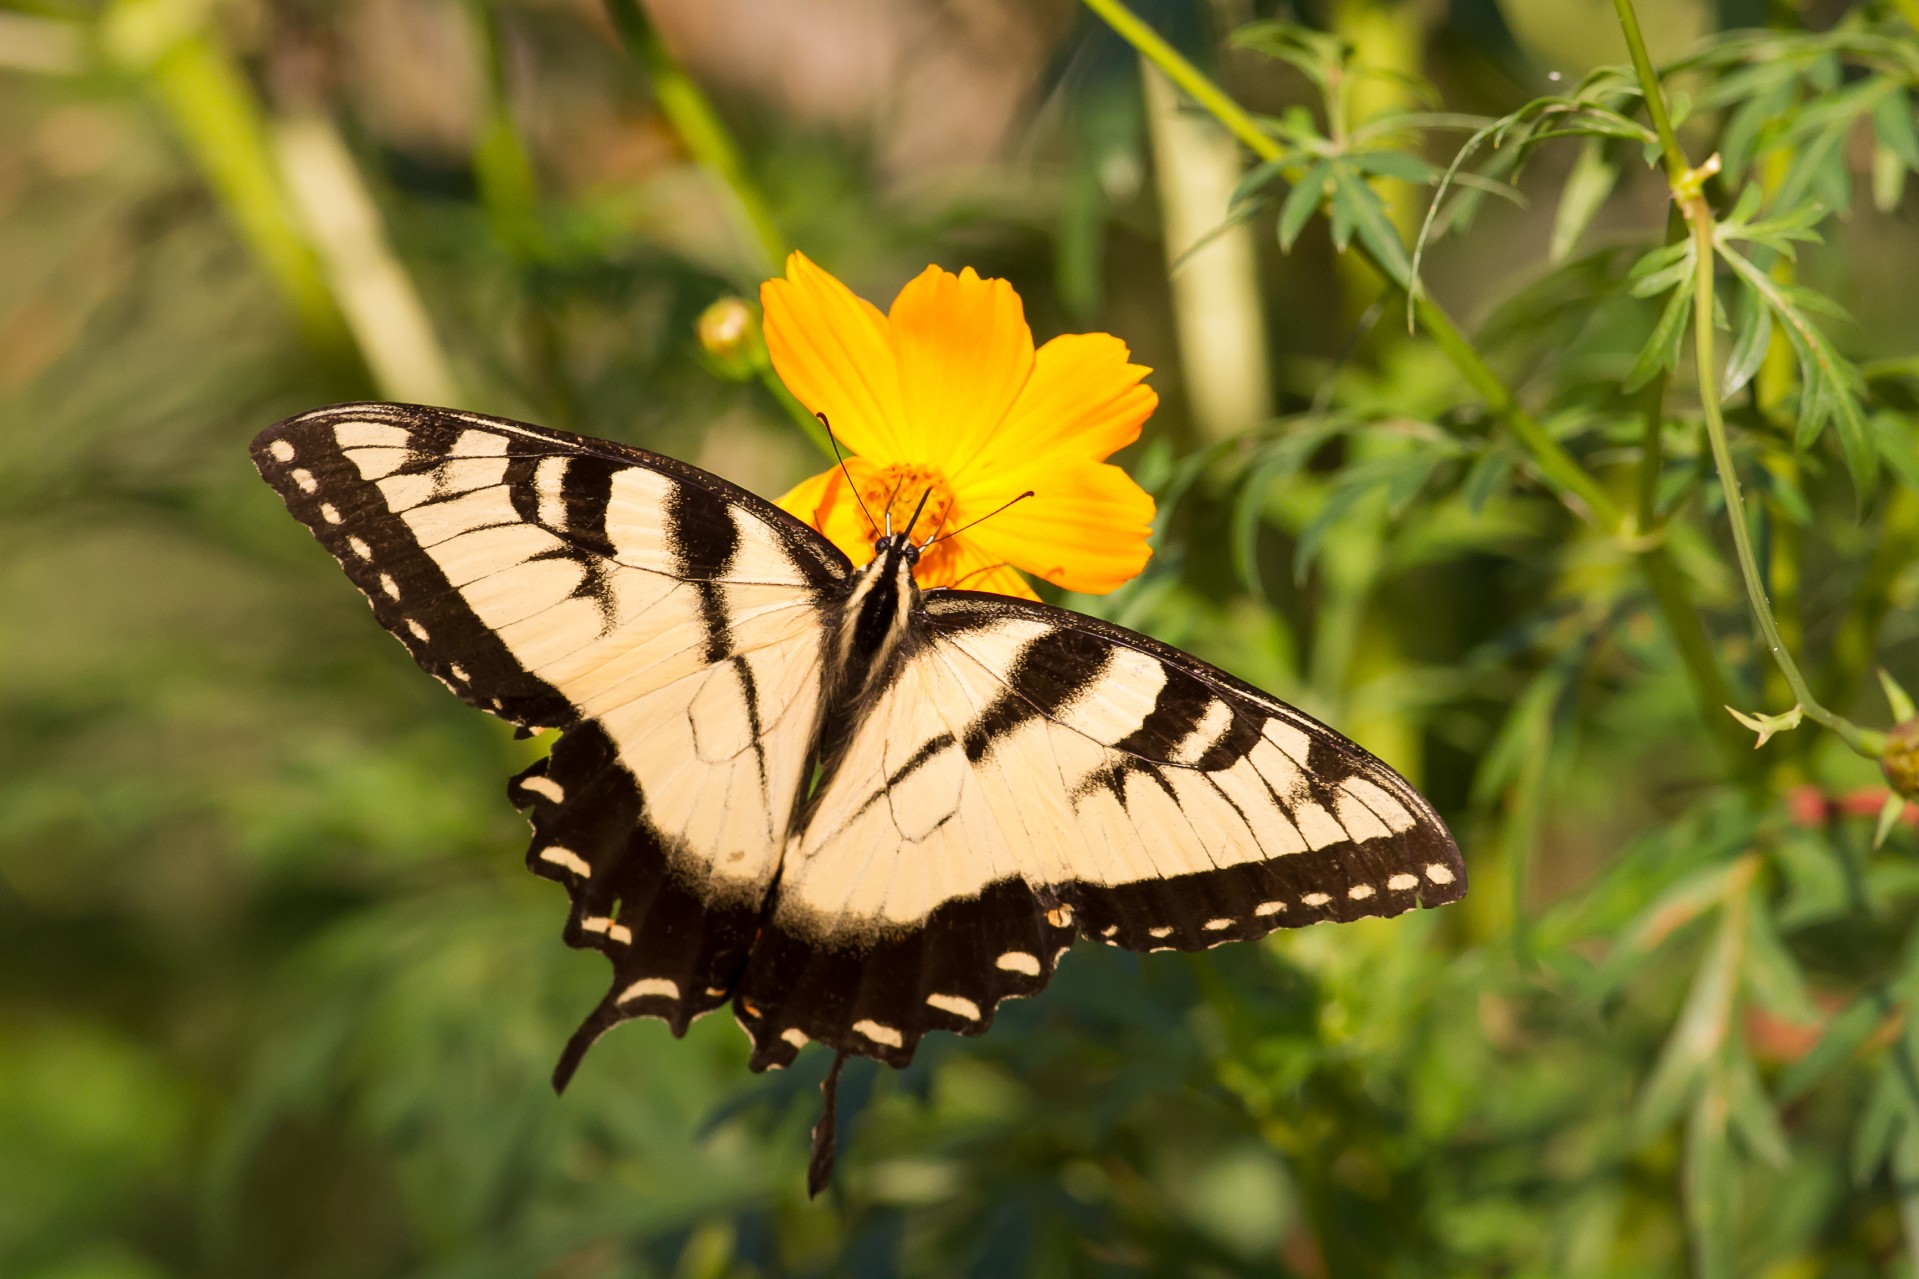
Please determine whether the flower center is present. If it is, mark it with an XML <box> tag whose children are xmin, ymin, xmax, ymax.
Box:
<box><xmin>860</xmin><ymin>463</ymin><xmax>955</xmax><ymax>545</ymax></box>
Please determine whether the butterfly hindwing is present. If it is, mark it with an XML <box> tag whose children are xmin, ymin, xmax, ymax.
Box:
<box><xmin>732</xmin><ymin>591</ymin><xmax>1463</xmax><ymax>1070</ymax></box>
<box><xmin>252</xmin><ymin>403</ymin><xmax>852</xmax><ymax>1072</ymax></box>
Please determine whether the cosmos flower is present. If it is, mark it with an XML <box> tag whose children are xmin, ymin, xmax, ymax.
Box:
<box><xmin>764</xmin><ymin>251</ymin><xmax>1157</xmax><ymax>600</ymax></box>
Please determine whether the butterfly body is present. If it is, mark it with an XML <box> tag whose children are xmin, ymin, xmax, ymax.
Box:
<box><xmin>253</xmin><ymin>402</ymin><xmax>1465</xmax><ymax>1100</ymax></box>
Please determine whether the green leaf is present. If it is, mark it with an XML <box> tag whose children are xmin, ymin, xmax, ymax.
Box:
<box><xmin>1725</xmin><ymin>704</ymin><xmax>1802</xmax><ymax>749</ymax></box>
<box><xmin>1872</xmin><ymin>87</ymin><xmax>1919</xmax><ymax>168</ymax></box>
<box><xmin>1278</xmin><ymin>161</ymin><xmax>1330</xmax><ymax>253</ymax></box>
<box><xmin>1719</xmin><ymin>244</ymin><xmax>1878</xmax><ymax>496</ymax></box>
<box><xmin>1624</xmin><ymin>282</ymin><xmax>1694</xmax><ymax>393</ymax></box>
<box><xmin>1874</xmin><ymin>413</ymin><xmax>1919</xmax><ymax>494</ymax></box>
<box><xmin>1600</xmin><ymin>863</ymin><xmax>1733</xmax><ymax>998</ymax></box>
<box><xmin>1328</xmin><ymin>161</ymin><xmax>1412</xmax><ymax>288</ymax></box>
<box><xmin>1627</xmin><ymin>240</ymin><xmax>1695</xmax><ymax>297</ymax></box>
<box><xmin>1348</xmin><ymin>149</ymin><xmax>1439</xmax><ymax>183</ymax></box>
<box><xmin>1873</xmin><ymin>90</ymin><xmax>1919</xmax><ymax>212</ymax></box>
<box><xmin>1229</xmin><ymin>20</ymin><xmax>1345</xmax><ymax>92</ymax></box>
<box><xmin>1292</xmin><ymin>477</ymin><xmax>1380</xmax><ymax>584</ymax></box>
<box><xmin>1549</xmin><ymin>139</ymin><xmax>1617</xmax><ymax>264</ymax></box>
<box><xmin>1722</xmin><ymin>284</ymin><xmax>1772</xmax><ymax>399</ymax></box>
<box><xmin>1635</xmin><ymin>906</ymin><xmax>1741</xmax><ymax>1143</ymax></box>
<box><xmin>1725</xmin><ymin>1046</ymin><xmax>1791</xmax><ymax>1169</ymax></box>
<box><xmin>1720</xmin><ymin>79</ymin><xmax>1794</xmax><ymax>185</ymax></box>
<box><xmin>1742</xmin><ymin>897</ymin><xmax>1817</xmax><ymax>1025</ymax></box>
<box><xmin>1881</xmin><ymin>668</ymin><xmax>1917</xmax><ymax>723</ymax></box>
<box><xmin>1876</xmin><ymin>794</ymin><xmax>1908</xmax><ymax>850</ymax></box>
<box><xmin>1461</xmin><ymin>448</ymin><xmax>1513</xmax><ymax>513</ymax></box>
<box><xmin>1229</xmin><ymin>156</ymin><xmax>1292</xmax><ymax>212</ymax></box>
<box><xmin>1683</xmin><ymin>1078</ymin><xmax>1735</xmax><ymax>1279</ymax></box>
<box><xmin>1779</xmin><ymin>993</ymin><xmax>1886</xmax><ymax>1100</ymax></box>
<box><xmin>1852</xmin><ymin>1066</ymin><xmax>1909</xmax><ymax>1185</ymax></box>
<box><xmin>1229</xmin><ymin>451</ymin><xmax>1291</xmax><ymax>600</ymax></box>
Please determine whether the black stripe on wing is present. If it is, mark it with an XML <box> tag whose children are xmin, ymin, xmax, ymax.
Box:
<box><xmin>251</xmin><ymin>406</ymin><xmax>575</xmax><ymax>729</ymax></box>
<box><xmin>729</xmin><ymin>879</ymin><xmax>1078</xmax><ymax>1071</ymax></box>
<box><xmin>511</xmin><ymin>723</ymin><xmax>763</xmax><ymax>1088</ymax></box>
<box><xmin>924</xmin><ymin>590</ymin><xmax>1465</xmax><ymax>948</ymax></box>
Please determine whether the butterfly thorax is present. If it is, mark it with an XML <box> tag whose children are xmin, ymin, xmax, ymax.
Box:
<box><xmin>831</xmin><ymin>534</ymin><xmax>922</xmax><ymax>703</ymax></box>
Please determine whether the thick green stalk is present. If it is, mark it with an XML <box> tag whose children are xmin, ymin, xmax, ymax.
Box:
<box><xmin>602</xmin><ymin>0</ymin><xmax>785</xmax><ymax>277</ymax></box>
<box><xmin>144</xmin><ymin>37</ymin><xmax>355</xmax><ymax>361</ymax></box>
<box><xmin>1610</xmin><ymin>0</ymin><xmax>1689</xmax><ymax>185</ymax></box>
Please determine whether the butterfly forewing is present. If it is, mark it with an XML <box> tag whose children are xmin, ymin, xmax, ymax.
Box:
<box><xmin>252</xmin><ymin>403</ymin><xmax>850</xmax><ymax>1076</ymax></box>
<box><xmin>730</xmin><ymin>592</ymin><xmax>1463</xmax><ymax>1070</ymax></box>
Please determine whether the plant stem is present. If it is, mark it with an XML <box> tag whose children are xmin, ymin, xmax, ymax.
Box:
<box><xmin>1610</xmin><ymin>0</ymin><xmax>1688</xmax><ymax>185</ymax></box>
<box><xmin>144</xmin><ymin>36</ymin><xmax>357</xmax><ymax>365</ymax></box>
<box><xmin>1612</xmin><ymin>0</ymin><xmax>1885</xmax><ymax>760</ymax></box>
<box><xmin>1081</xmin><ymin>0</ymin><xmax>1745</xmax><ymax>758</ymax></box>
<box><xmin>602</xmin><ymin>0</ymin><xmax>785</xmax><ymax>277</ymax></box>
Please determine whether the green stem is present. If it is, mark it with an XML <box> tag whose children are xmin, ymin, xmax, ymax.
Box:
<box><xmin>1610</xmin><ymin>0</ymin><xmax>1689</xmax><ymax>185</ymax></box>
<box><xmin>144</xmin><ymin>36</ymin><xmax>356</xmax><ymax>364</ymax></box>
<box><xmin>1082</xmin><ymin>0</ymin><xmax>1745</xmax><ymax>759</ymax></box>
<box><xmin>1080</xmin><ymin>0</ymin><xmax>1272</xmax><ymax>159</ymax></box>
<box><xmin>1612</xmin><ymin>0</ymin><xmax>1884</xmax><ymax>759</ymax></box>
<box><xmin>472</xmin><ymin>1</ymin><xmax>544</xmax><ymax>260</ymax></box>
<box><xmin>603</xmin><ymin>0</ymin><xmax>785</xmax><ymax>278</ymax></box>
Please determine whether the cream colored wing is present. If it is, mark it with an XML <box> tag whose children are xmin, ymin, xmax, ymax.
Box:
<box><xmin>730</xmin><ymin>592</ymin><xmax>1463</xmax><ymax>1070</ymax></box>
<box><xmin>253</xmin><ymin>402</ymin><xmax>849</xmax><ymax>1082</ymax></box>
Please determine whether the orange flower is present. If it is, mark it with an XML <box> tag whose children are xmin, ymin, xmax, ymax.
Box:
<box><xmin>764</xmin><ymin>252</ymin><xmax>1157</xmax><ymax>600</ymax></box>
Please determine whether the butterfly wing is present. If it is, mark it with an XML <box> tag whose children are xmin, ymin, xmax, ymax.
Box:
<box><xmin>731</xmin><ymin>590</ymin><xmax>1463</xmax><ymax>1069</ymax></box>
<box><xmin>252</xmin><ymin>403</ymin><xmax>850</xmax><ymax>1081</ymax></box>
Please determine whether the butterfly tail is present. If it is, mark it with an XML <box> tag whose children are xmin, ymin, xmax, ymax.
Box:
<box><xmin>807</xmin><ymin>1051</ymin><xmax>850</xmax><ymax>1199</ymax></box>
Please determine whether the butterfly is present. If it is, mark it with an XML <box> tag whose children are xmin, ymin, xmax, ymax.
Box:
<box><xmin>253</xmin><ymin>402</ymin><xmax>1465</xmax><ymax>1192</ymax></box>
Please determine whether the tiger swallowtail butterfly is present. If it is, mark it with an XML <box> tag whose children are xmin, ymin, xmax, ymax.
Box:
<box><xmin>253</xmin><ymin>402</ymin><xmax>1465</xmax><ymax>1193</ymax></box>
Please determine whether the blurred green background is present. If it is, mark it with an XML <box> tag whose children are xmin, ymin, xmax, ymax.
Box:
<box><xmin>8</xmin><ymin>0</ymin><xmax>1919</xmax><ymax>1274</ymax></box>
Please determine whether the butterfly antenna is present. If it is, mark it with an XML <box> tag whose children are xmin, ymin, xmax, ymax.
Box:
<box><xmin>922</xmin><ymin>490</ymin><xmax>1035</xmax><ymax>548</ymax></box>
<box><xmin>948</xmin><ymin>560</ymin><xmax>1012</xmax><ymax>590</ymax></box>
<box><xmin>821</xmin><ymin>413</ymin><xmax>878</xmax><ymax>535</ymax></box>
<box><xmin>881</xmin><ymin>472</ymin><xmax>908</xmax><ymax>538</ymax></box>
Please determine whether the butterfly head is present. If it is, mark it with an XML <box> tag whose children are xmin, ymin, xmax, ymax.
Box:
<box><xmin>872</xmin><ymin>532</ymin><xmax>923</xmax><ymax>567</ymax></box>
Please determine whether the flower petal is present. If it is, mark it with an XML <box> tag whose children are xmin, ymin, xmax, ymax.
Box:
<box><xmin>886</xmin><ymin>265</ymin><xmax>1035</xmax><ymax>474</ymax></box>
<box><xmin>776</xmin><ymin>459</ymin><xmax>883</xmax><ymax>567</ymax></box>
<box><xmin>774</xmin><ymin>465</ymin><xmax>839</xmax><ymax>530</ymax></box>
<box><xmin>933</xmin><ymin>534</ymin><xmax>1040</xmax><ymax>600</ymax></box>
<box><xmin>989</xmin><ymin>332</ymin><xmax>1157</xmax><ymax>473</ymax></box>
<box><xmin>957</xmin><ymin>460</ymin><xmax>1154</xmax><ymax>594</ymax></box>
<box><xmin>762</xmin><ymin>252</ymin><xmax>907</xmax><ymax>459</ymax></box>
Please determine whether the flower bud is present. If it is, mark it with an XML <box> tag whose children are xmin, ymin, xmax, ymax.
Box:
<box><xmin>696</xmin><ymin>297</ymin><xmax>764</xmax><ymax>380</ymax></box>
<box><xmin>1883</xmin><ymin>718</ymin><xmax>1919</xmax><ymax>799</ymax></box>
